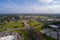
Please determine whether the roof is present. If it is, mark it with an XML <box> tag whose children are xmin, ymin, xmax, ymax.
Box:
<box><xmin>49</xmin><ymin>25</ymin><xmax>59</xmax><ymax>28</ymax></box>
<box><xmin>0</xmin><ymin>35</ymin><xmax>15</xmax><ymax>40</ymax></box>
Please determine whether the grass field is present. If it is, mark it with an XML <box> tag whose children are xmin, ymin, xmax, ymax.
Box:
<box><xmin>28</xmin><ymin>20</ymin><xmax>44</xmax><ymax>32</ymax></box>
<box><xmin>0</xmin><ymin>20</ymin><xmax>32</xmax><ymax>40</ymax></box>
<box><xmin>0</xmin><ymin>21</ymin><xmax>24</xmax><ymax>32</ymax></box>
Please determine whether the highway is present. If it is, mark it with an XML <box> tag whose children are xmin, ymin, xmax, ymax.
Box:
<box><xmin>5</xmin><ymin>20</ymin><xmax>43</xmax><ymax>40</ymax></box>
<box><xmin>22</xmin><ymin>20</ymin><xmax>42</xmax><ymax>40</ymax></box>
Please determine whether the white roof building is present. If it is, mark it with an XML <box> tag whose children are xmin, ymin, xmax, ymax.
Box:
<box><xmin>40</xmin><ymin>25</ymin><xmax>60</xmax><ymax>40</ymax></box>
<box><xmin>0</xmin><ymin>35</ymin><xmax>15</xmax><ymax>40</ymax></box>
<box><xmin>49</xmin><ymin>25</ymin><xmax>59</xmax><ymax>28</ymax></box>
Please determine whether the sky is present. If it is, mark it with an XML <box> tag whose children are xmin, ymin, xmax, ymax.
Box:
<box><xmin>0</xmin><ymin>0</ymin><xmax>60</xmax><ymax>14</ymax></box>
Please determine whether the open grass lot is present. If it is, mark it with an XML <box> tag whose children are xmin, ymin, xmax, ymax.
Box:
<box><xmin>0</xmin><ymin>21</ymin><xmax>23</xmax><ymax>28</ymax></box>
<box><xmin>28</xmin><ymin>20</ymin><xmax>44</xmax><ymax>27</ymax></box>
<box><xmin>0</xmin><ymin>21</ymin><xmax>24</xmax><ymax>32</ymax></box>
<box><xmin>28</xmin><ymin>21</ymin><xmax>40</xmax><ymax>27</ymax></box>
<box><xmin>39</xmin><ymin>16</ymin><xmax>49</xmax><ymax>18</ymax></box>
<box><xmin>35</xmin><ymin>26</ymin><xmax>44</xmax><ymax>32</ymax></box>
<box><xmin>28</xmin><ymin>20</ymin><xmax>44</xmax><ymax>32</ymax></box>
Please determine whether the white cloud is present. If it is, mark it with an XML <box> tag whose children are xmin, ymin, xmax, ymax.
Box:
<box><xmin>33</xmin><ymin>5</ymin><xmax>60</xmax><ymax>13</ymax></box>
<box><xmin>0</xmin><ymin>3</ymin><xmax>60</xmax><ymax>14</ymax></box>
<box><xmin>20</xmin><ymin>5</ymin><xmax>60</xmax><ymax>13</ymax></box>
<box><xmin>38</xmin><ymin>0</ymin><xmax>53</xmax><ymax>3</ymax></box>
<box><xmin>52</xmin><ymin>1</ymin><xmax>59</xmax><ymax>4</ymax></box>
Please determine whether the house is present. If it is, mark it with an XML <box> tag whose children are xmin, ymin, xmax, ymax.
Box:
<box><xmin>47</xmin><ymin>18</ymin><xmax>54</xmax><ymax>21</ymax></box>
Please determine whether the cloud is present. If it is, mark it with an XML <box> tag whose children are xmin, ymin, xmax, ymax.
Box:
<box><xmin>19</xmin><ymin>5</ymin><xmax>60</xmax><ymax>13</ymax></box>
<box><xmin>36</xmin><ymin>5</ymin><xmax>60</xmax><ymax>13</ymax></box>
<box><xmin>0</xmin><ymin>3</ymin><xmax>60</xmax><ymax>13</ymax></box>
<box><xmin>0</xmin><ymin>0</ymin><xmax>60</xmax><ymax>14</ymax></box>
<box><xmin>38</xmin><ymin>0</ymin><xmax>53</xmax><ymax>4</ymax></box>
<box><xmin>37</xmin><ymin>0</ymin><xmax>59</xmax><ymax>5</ymax></box>
<box><xmin>51</xmin><ymin>0</ymin><xmax>59</xmax><ymax>5</ymax></box>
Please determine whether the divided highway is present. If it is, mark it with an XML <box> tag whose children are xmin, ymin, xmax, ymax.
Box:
<box><xmin>22</xmin><ymin>20</ymin><xmax>43</xmax><ymax>40</ymax></box>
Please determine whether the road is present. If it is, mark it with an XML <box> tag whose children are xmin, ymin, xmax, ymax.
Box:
<box><xmin>22</xmin><ymin>20</ymin><xmax>43</xmax><ymax>40</ymax></box>
<box><xmin>6</xmin><ymin>20</ymin><xmax>43</xmax><ymax>40</ymax></box>
<box><xmin>22</xmin><ymin>20</ymin><xmax>30</xmax><ymax>30</ymax></box>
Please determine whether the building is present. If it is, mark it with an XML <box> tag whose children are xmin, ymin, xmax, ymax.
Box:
<box><xmin>41</xmin><ymin>25</ymin><xmax>60</xmax><ymax>40</ymax></box>
<box><xmin>0</xmin><ymin>32</ymin><xmax>22</xmax><ymax>40</ymax></box>
<box><xmin>0</xmin><ymin>35</ymin><xmax>15</xmax><ymax>40</ymax></box>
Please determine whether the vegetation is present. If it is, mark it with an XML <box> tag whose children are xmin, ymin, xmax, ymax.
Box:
<box><xmin>44</xmin><ymin>34</ymin><xmax>57</xmax><ymax>40</ymax></box>
<box><xmin>28</xmin><ymin>20</ymin><xmax>44</xmax><ymax>32</ymax></box>
<box><xmin>0</xmin><ymin>14</ymin><xmax>60</xmax><ymax>40</ymax></box>
<box><xmin>28</xmin><ymin>20</ymin><xmax>44</xmax><ymax>27</ymax></box>
<box><xmin>0</xmin><ymin>21</ymin><xmax>24</xmax><ymax>32</ymax></box>
<box><xmin>15</xmin><ymin>30</ymin><xmax>29</xmax><ymax>40</ymax></box>
<box><xmin>39</xmin><ymin>16</ymin><xmax>49</xmax><ymax>18</ymax></box>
